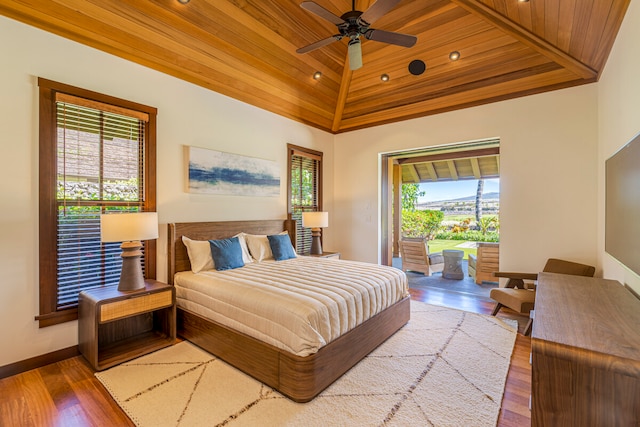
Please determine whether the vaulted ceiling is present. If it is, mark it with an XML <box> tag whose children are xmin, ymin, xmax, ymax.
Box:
<box><xmin>0</xmin><ymin>0</ymin><xmax>629</xmax><ymax>134</ymax></box>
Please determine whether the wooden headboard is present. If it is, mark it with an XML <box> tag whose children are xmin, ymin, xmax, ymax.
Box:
<box><xmin>167</xmin><ymin>219</ymin><xmax>296</xmax><ymax>284</ymax></box>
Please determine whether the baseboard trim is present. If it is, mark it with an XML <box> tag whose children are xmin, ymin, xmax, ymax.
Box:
<box><xmin>626</xmin><ymin>283</ymin><xmax>640</xmax><ymax>301</ymax></box>
<box><xmin>0</xmin><ymin>345</ymin><xmax>80</xmax><ymax>379</ymax></box>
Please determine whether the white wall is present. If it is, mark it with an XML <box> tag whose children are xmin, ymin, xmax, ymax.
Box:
<box><xmin>0</xmin><ymin>16</ymin><xmax>334</xmax><ymax>366</ymax></box>
<box><xmin>597</xmin><ymin>0</ymin><xmax>640</xmax><ymax>294</ymax></box>
<box><xmin>333</xmin><ymin>85</ymin><xmax>599</xmax><ymax>277</ymax></box>
<box><xmin>4</xmin><ymin>1</ymin><xmax>636</xmax><ymax>366</ymax></box>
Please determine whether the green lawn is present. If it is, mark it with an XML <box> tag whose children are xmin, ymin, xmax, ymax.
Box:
<box><xmin>427</xmin><ymin>239</ymin><xmax>477</xmax><ymax>260</ymax></box>
<box><xmin>442</xmin><ymin>214</ymin><xmax>476</xmax><ymax>222</ymax></box>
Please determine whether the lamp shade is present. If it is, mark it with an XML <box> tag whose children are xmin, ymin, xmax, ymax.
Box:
<box><xmin>101</xmin><ymin>212</ymin><xmax>158</xmax><ymax>242</ymax></box>
<box><xmin>348</xmin><ymin>38</ymin><xmax>362</xmax><ymax>70</ymax></box>
<box><xmin>302</xmin><ymin>211</ymin><xmax>328</xmax><ymax>228</ymax></box>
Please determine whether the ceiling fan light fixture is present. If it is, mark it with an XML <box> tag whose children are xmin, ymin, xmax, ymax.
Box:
<box><xmin>380</xmin><ymin>73</ymin><xmax>390</xmax><ymax>82</ymax></box>
<box><xmin>297</xmin><ymin>1</ymin><xmax>416</xmax><ymax>70</ymax></box>
<box><xmin>313</xmin><ymin>71</ymin><xmax>322</xmax><ymax>80</ymax></box>
<box><xmin>348</xmin><ymin>38</ymin><xmax>363</xmax><ymax>70</ymax></box>
<box><xmin>449</xmin><ymin>51</ymin><xmax>461</xmax><ymax>61</ymax></box>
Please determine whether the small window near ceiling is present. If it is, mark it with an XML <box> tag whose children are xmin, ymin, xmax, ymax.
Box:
<box><xmin>287</xmin><ymin>144</ymin><xmax>323</xmax><ymax>254</ymax></box>
<box><xmin>37</xmin><ymin>78</ymin><xmax>157</xmax><ymax>327</ymax></box>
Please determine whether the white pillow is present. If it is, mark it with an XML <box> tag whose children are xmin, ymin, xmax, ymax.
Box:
<box><xmin>182</xmin><ymin>236</ymin><xmax>214</xmax><ymax>273</ymax></box>
<box><xmin>233</xmin><ymin>232</ymin><xmax>253</xmax><ymax>264</ymax></box>
<box><xmin>245</xmin><ymin>231</ymin><xmax>290</xmax><ymax>262</ymax></box>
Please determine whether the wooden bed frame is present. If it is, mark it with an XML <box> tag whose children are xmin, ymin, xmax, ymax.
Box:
<box><xmin>167</xmin><ymin>219</ymin><xmax>410</xmax><ymax>402</ymax></box>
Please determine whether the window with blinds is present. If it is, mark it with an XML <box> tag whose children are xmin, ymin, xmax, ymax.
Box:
<box><xmin>38</xmin><ymin>78</ymin><xmax>157</xmax><ymax>327</ymax></box>
<box><xmin>288</xmin><ymin>144</ymin><xmax>323</xmax><ymax>254</ymax></box>
<box><xmin>56</xmin><ymin>101</ymin><xmax>145</xmax><ymax>308</ymax></box>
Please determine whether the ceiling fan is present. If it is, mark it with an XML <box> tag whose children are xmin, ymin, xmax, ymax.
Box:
<box><xmin>296</xmin><ymin>0</ymin><xmax>417</xmax><ymax>70</ymax></box>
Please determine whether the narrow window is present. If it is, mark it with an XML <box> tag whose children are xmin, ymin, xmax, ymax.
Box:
<box><xmin>287</xmin><ymin>144</ymin><xmax>323</xmax><ymax>254</ymax></box>
<box><xmin>37</xmin><ymin>79</ymin><xmax>157</xmax><ymax>327</ymax></box>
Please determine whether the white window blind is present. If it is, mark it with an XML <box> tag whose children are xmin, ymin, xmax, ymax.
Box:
<box><xmin>56</xmin><ymin>99</ymin><xmax>146</xmax><ymax>309</ymax></box>
<box><xmin>290</xmin><ymin>151</ymin><xmax>320</xmax><ymax>254</ymax></box>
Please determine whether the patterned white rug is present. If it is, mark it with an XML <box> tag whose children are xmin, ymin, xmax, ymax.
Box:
<box><xmin>96</xmin><ymin>302</ymin><xmax>517</xmax><ymax>427</ymax></box>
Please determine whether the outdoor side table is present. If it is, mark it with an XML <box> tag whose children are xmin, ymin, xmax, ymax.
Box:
<box><xmin>442</xmin><ymin>249</ymin><xmax>465</xmax><ymax>280</ymax></box>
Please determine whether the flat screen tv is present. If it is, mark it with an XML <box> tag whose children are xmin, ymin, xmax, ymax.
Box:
<box><xmin>605</xmin><ymin>132</ymin><xmax>640</xmax><ymax>276</ymax></box>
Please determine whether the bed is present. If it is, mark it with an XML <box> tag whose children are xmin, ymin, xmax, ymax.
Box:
<box><xmin>167</xmin><ymin>219</ymin><xmax>410</xmax><ymax>402</ymax></box>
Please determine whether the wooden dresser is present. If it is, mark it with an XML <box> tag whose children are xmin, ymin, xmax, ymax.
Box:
<box><xmin>531</xmin><ymin>272</ymin><xmax>640</xmax><ymax>426</ymax></box>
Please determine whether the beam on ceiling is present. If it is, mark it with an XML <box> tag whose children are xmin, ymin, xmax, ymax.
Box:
<box><xmin>426</xmin><ymin>163</ymin><xmax>438</xmax><ymax>181</ymax></box>
<box><xmin>397</xmin><ymin>147</ymin><xmax>499</xmax><ymax>164</ymax></box>
<box><xmin>407</xmin><ymin>165</ymin><xmax>420</xmax><ymax>183</ymax></box>
<box><xmin>332</xmin><ymin>51</ymin><xmax>353</xmax><ymax>132</ymax></box>
<box><xmin>447</xmin><ymin>160</ymin><xmax>459</xmax><ymax>180</ymax></box>
<box><xmin>451</xmin><ymin>0</ymin><xmax>598</xmax><ymax>80</ymax></box>
<box><xmin>471</xmin><ymin>158</ymin><xmax>481</xmax><ymax>179</ymax></box>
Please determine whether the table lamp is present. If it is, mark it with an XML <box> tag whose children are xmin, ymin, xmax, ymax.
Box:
<box><xmin>100</xmin><ymin>212</ymin><xmax>158</xmax><ymax>291</ymax></box>
<box><xmin>302</xmin><ymin>211</ymin><xmax>328</xmax><ymax>255</ymax></box>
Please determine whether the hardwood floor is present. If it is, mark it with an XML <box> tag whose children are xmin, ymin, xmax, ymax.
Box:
<box><xmin>0</xmin><ymin>288</ymin><xmax>531</xmax><ymax>427</ymax></box>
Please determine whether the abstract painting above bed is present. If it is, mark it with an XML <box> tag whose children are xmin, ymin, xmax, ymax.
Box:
<box><xmin>184</xmin><ymin>146</ymin><xmax>280</xmax><ymax>196</ymax></box>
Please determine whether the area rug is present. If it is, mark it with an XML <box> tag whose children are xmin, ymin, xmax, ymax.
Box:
<box><xmin>96</xmin><ymin>302</ymin><xmax>517</xmax><ymax>427</ymax></box>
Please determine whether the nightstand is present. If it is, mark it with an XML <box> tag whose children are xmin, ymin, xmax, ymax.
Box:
<box><xmin>306</xmin><ymin>251</ymin><xmax>340</xmax><ymax>259</ymax></box>
<box><xmin>78</xmin><ymin>280</ymin><xmax>176</xmax><ymax>371</ymax></box>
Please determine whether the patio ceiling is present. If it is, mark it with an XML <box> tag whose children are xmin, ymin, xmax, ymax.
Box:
<box><xmin>397</xmin><ymin>146</ymin><xmax>499</xmax><ymax>184</ymax></box>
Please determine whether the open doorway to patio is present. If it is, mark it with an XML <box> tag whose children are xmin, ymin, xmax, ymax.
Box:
<box><xmin>380</xmin><ymin>139</ymin><xmax>500</xmax><ymax>300</ymax></box>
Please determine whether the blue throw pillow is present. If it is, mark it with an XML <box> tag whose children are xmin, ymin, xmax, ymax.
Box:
<box><xmin>209</xmin><ymin>237</ymin><xmax>244</xmax><ymax>271</ymax></box>
<box><xmin>267</xmin><ymin>234</ymin><xmax>296</xmax><ymax>261</ymax></box>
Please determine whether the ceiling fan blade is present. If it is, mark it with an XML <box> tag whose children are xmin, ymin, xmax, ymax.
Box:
<box><xmin>300</xmin><ymin>2</ymin><xmax>345</xmax><ymax>25</ymax></box>
<box><xmin>365</xmin><ymin>29</ymin><xmax>417</xmax><ymax>47</ymax></box>
<box><xmin>296</xmin><ymin>35</ymin><xmax>342</xmax><ymax>54</ymax></box>
<box><xmin>359</xmin><ymin>0</ymin><xmax>402</xmax><ymax>25</ymax></box>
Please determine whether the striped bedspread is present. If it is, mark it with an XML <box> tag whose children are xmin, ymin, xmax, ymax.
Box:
<box><xmin>174</xmin><ymin>256</ymin><xmax>408</xmax><ymax>356</ymax></box>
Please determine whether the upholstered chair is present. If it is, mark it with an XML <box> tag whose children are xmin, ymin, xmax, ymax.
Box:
<box><xmin>490</xmin><ymin>258</ymin><xmax>596</xmax><ymax>335</ymax></box>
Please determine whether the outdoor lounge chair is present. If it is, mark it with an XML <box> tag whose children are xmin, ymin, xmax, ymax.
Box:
<box><xmin>399</xmin><ymin>238</ymin><xmax>444</xmax><ymax>276</ymax></box>
<box><xmin>468</xmin><ymin>242</ymin><xmax>499</xmax><ymax>284</ymax></box>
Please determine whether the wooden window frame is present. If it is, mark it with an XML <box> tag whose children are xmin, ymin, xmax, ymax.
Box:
<box><xmin>287</xmin><ymin>144</ymin><xmax>323</xmax><ymax>254</ymax></box>
<box><xmin>37</xmin><ymin>78</ymin><xmax>157</xmax><ymax>327</ymax></box>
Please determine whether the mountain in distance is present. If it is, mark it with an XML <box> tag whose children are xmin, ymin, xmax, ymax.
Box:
<box><xmin>416</xmin><ymin>191</ymin><xmax>500</xmax><ymax>214</ymax></box>
<box><xmin>422</xmin><ymin>191</ymin><xmax>500</xmax><ymax>204</ymax></box>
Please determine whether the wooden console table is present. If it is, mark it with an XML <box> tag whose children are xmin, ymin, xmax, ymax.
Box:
<box><xmin>531</xmin><ymin>272</ymin><xmax>640</xmax><ymax>426</ymax></box>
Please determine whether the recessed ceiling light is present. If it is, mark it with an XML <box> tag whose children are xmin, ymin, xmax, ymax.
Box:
<box><xmin>177</xmin><ymin>0</ymin><xmax>190</xmax><ymax>4</ymax></box>
<box><xmin>313</xmin><ymin>71</ymin><xmax>322</xmax><ymax>80</ymax></box>
<box><xmin>380</xmin><ymin>74</ymin><xmax>390</xmax><ymax>82</ymax></box>
<box><xmin>518</xmin><ymin>0</ymin><xmax>530</xmax><ymax>2</ymax></box>
<box><xmin>449</xmin><ymin>51</ymin><xmax>461</xmax><ymax>61</ymax></box>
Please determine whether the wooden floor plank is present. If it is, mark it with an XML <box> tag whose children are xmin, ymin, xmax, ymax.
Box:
<box><xmin>11</xmin><ymin>370</ymin><xmax>59</xmax><ymax>426</ymax></box>
<box><xmin>0</xmin><ymin>286</ymin><xmax>531</xmax><ymax>426</ymax></box>
<box><xmin>0</xmin><ymin>393</ymin><xmax>34</xmax><ymax>427</ymax></box>
<box><xmin>39</xmin><ymin>362</ymin><xmax>81</xmax><ymax>411</ymax></box>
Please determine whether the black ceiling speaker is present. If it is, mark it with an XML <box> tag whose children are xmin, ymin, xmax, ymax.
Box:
<box><xmin>297</xmin><ymin>0</ymin><xmax>417</xmax><ymax>70</ymax></box>
<box><xmin>408</xmin><ymin>59</ymin><xmax>426</xmax><ymax>75</ymax></box>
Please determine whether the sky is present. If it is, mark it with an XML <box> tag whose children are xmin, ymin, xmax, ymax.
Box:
<box><xmin>418</xmin><ymin>178</ymin><xmax>500</xmax><ymax>202</ymax></box>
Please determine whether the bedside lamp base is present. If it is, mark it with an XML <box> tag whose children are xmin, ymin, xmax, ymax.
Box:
<box><xmin>117</xmin><ymin>241</ymin><xmax>146</xmax><ymax>292</ymax></box>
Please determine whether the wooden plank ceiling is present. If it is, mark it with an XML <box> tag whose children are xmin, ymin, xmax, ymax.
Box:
<box><xmin>0</xmin><ymin>0</ymin><xmax>629</xmax><ymax>134</ymax></box>
<box><xmin>400</xmin><ymin>148</ymin><xmax>500</xmax><ymax>184</ymax></box>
